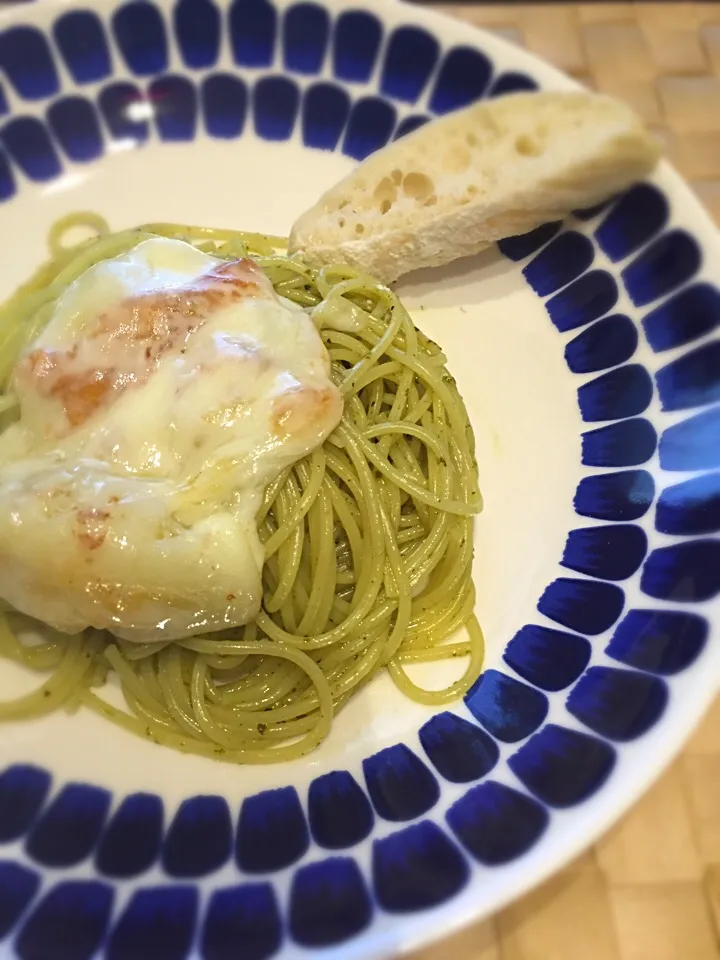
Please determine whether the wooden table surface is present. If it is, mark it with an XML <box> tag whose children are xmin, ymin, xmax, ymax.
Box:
<box><xmin>410</xmin><ymin>5</ymin><xmax>720</xmax><ymax>959</ymax></box>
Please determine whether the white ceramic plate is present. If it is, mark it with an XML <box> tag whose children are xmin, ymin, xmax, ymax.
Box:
<box><xmin>0</xmin><ymin>2</ymin><xmax>717</xmax><ymax>958</ymax></box>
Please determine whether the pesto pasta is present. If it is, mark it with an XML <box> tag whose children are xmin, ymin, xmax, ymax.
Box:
<box><xmin>0</xmin><ymin>214</ymin><xmax>483</xmax><ymax>764</ymax></box>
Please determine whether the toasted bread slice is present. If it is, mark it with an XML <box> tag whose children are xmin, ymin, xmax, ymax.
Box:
<box><xmin>288</xmin><ymin>91</ymin><xmax>661</xmax><ymax>283</ymax></box>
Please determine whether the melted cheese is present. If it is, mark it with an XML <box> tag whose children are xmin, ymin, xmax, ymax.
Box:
<box><xmin>0</xmin><ymin>239</ymin><xmax>343</xmax><ymax>642</ymax></box>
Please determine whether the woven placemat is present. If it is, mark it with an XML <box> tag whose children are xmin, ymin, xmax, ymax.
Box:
<box><xmin>410</xmin><ymin>5</ymin><xmax>720</xmax><ymax>959</ymax></box>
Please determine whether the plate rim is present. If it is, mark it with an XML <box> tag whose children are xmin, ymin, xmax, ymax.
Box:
<box><xmin>0</xmin><ymin>2</ymin><xmax>717</xmax><ymax>958</ymax></box>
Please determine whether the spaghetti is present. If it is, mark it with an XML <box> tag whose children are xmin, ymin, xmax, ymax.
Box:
<box><xmin>0</xmin><ymin>214</ymin><xmax>483</xmax><ymax>763</ymax></box>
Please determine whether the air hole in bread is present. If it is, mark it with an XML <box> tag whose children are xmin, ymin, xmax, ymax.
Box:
<box><xmin>355</xmin><ymin>223</ymin><xmax>365</xmax><ymax>235</ymax></box>
<box><xmin>402</xmin><ymin>172</ymin><xmax>435</xmax><ymax>201</ymax></box>
<box><xmin>424</xmin><ymin>195</ymin><xmax>438</xmax><ymax>207</ymax></box>
<box><xmin>391</xmin><ymin>168</ymin><xmax>403</xmax><ymax>185</ymax></box>
<box><xmin>515</xmin><ymin>134</ymin><xmax>542</xmax><ymax>157</ymax></box>
<box><xmin>374</xmin><ymin>176</ymin><xmax>398</xmax><ymax>210</ymax></box>
<box><xmin>338</xmin><ymin>218</ymin><xmax>346</xmax><ymax>228</ymax></box>
<box><xmin>467</xmin><ymin>185</ymin><xmax>478</xmax><ymax>197</ymax></box>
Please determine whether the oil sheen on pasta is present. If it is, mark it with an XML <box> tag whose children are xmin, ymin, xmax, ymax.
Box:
<box><xmin>0</xmin><ymin>214</ymin><xmax>483</xmax><ymax>763</ymax></box>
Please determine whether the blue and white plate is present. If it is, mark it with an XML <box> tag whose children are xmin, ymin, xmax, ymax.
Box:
<box><xmin>0</xmin><ymin>1</ymin><xmax>717</xmax><ymax>958</ymax></box>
